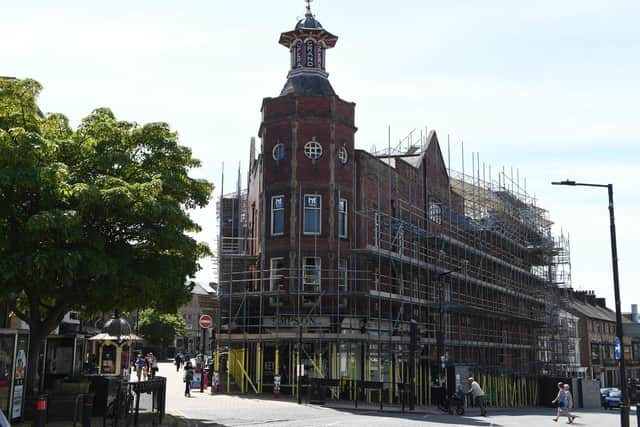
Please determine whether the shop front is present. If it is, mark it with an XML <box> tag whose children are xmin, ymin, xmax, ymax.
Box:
<box><xmin>0</xmin><ymin>329</ymin><xmax>29</xmax><ymax>422</ymax></box>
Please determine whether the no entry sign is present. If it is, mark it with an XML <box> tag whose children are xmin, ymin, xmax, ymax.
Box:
<box><xmin>199</xmin><ymin>314</ymin><xmax>213</xmax><ymax>329</ymax></box>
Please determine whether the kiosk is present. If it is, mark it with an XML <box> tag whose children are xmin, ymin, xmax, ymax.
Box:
<box><xmin>89</xmin><ymin>333</ymin><xmax>141</xmax><ymax>376</ymax></box>
<box><xmin>0</xmin><ymin>329</ymin><xmax>29</xmax><ymax>422</ymax></box>
<box><xmin>88</xmin><ymin>311</ymin><xmax>141</xmax><ymax>376</ymax></box>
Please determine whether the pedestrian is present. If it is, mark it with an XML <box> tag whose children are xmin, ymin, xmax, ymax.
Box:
<box><xmin>175</xmin><ymin>353</ymin><xmax>182</xmax><ymax>372</ymax></box>
<box><xmin>149</xmin><ymin>353</ymin><xmax>158</xmax><ymax>378</ymax></box>
<box><xmin>143</xmin><ymin>354</ymin><xmax>150</xmax><ymax>381</ymax></box>
<box><xmin>552</xmin><ymin>383</ymin><xmax>576</xmax><ymax>423</ymax></box>
<box><xmin>466</xmin><ymin>376</ymin><xmax>487</xmax><ymax>416</ymax></box>
<box><xmin>134</xmin><ymin>354</ymin><xmax>145</xmax><ymax>382</ymax></box>
<box><xmin>183</xmin><ymin>361</ymin><xmax>194</xmax><ymax>397</ymax></box>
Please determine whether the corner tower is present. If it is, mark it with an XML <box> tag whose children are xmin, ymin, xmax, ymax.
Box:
<box><xmin>253</xmin><ymin>1</ymin><xmax>356</xmax><ymax>307</ymax></box>
<box><xmin>278</xmin><ymin>2</ymin><xmax>338</xmax><ymax>96</ymax></box>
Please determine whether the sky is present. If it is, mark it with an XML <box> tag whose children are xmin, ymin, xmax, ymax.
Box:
<box><xmin>2</xmin><ymin>0</ymin><xmax>639</xmax><ymax>310</ymax></box>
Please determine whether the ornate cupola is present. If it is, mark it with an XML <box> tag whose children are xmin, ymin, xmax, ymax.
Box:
<box><xmin>278</xmin><ymin>1</ymin><xmax>338</xmax><ymax>96</ymax></box>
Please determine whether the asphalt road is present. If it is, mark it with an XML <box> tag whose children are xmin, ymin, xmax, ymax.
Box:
<box><xmin>161</xmin><ymin>362</ymin><xmax>634</xmax><ymax>427</ymax></box>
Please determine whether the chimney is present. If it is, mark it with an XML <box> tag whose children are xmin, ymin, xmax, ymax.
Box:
<box><xmin>595</xmin><ymin>298</ymin><xmax>607</xmax><ymax>309</ymax></box>
<box><xmin>573</xmin><ymin>290</ymin><xmax>587</xmax><ymax>303</ymax></box>
<box><xmin>633</xmin><ymin>304</ymin><xmax>639</xmax><ymax>323</ymax></box>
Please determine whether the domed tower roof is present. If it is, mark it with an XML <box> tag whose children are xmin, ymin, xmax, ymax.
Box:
<box><xmin>295</xmin><ymin>8</ymin><xmax>323</xmax><ymax>30</ymax></box>
<box><xmin>278</xmin><ymin>1</ymin><xmax>338</xmax><ymax>96</ymax></box>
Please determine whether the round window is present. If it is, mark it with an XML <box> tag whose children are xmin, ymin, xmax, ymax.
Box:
<box><xmin>338</xmin><ymin>145</ymin><xmax>348</xmax><ymax>164</ymax></box>
<box><xmin>273</xmin><ymin>143</ymin><xmax>286</xmax><ymax>161</ymax></box>
<box><xmin>304</xmin><ymin>139</ymin><xmax>323</xmax><ymax>160</ymax></box>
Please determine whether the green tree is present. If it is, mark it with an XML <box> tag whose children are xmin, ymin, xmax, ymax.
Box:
<box><xmin>138</xmin><ymin>308</ymin><xmax>187</xmax><ymax>350</ymax></box>
<box><xmin>0</xmin><ymin>78</ymin><xmax>213</xmax><ymax>395</ymax></box>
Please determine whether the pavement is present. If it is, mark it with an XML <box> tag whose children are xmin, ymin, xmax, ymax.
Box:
<box><xmin>160</xmin><ymin>362</ymin><xmax>637</xmax><ymax>427</ymax></box>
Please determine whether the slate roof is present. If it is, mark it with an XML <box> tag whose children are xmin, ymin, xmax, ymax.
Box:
<box><xmin>280</xmin><ymin>74</ymin><xmax>336</xmax><ymax>96</ymax></box>
<box><xmin>565</xmin><ymin>297</ymin><xmax>640</xmax><ymax>337</ymax></box>
<box><xmin>570</xmin><ymin>299</ymin><xmax>618</xmax><ymax>322</ymax></box>
<box><xmin>192</xmin><ymin>281</ymin><xmax>216</xmax><ymax>295</ymax></box>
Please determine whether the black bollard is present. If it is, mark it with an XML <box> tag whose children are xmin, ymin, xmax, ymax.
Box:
<box><xmin>32</xmin><ymin>394</ymin><xmax>47</xmax><ymax>427</ymax></box>
<box><xmin>82</xmin><ymin>393</ymin><xmax>93</xmax><ymax>427</ymax></box>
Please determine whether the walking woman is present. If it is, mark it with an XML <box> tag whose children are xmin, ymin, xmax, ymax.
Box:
<box><xmin>552</xmin><ymin>383</ymin><xmax>576</xmax><ymax>423</ymax></box>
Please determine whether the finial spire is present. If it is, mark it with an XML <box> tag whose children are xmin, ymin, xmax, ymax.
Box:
<box><xmin>305</xmin><ymin>0</ymin><xmax>313</xmax><ymax>16</ymax></box>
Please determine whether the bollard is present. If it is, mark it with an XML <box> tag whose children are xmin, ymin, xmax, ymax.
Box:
<box><xmin>32</xmin><ymin>394</ymin><xmax>47</xmax><ymax>427</ymax></box>
<box><xmin>82</xmin><ymin>394</ymin><xmax>93</xmax><ymax>427</ymax></box>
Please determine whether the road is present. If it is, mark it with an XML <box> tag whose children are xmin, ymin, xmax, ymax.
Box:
<box><xmin>161</xmin><ymin>362</ymin><xmax>634</xmax><ymax>427</ymax></box>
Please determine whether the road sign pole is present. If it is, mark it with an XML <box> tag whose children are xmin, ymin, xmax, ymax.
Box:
<box><xmin>198</xmin><ymin>314</ymin><xmax>213</xmax><ymax>393</ymax></box>
<box><xmin>201</xmin><ymin>326</ymin><xmax>206</xmax><ymax>392</ymax></box>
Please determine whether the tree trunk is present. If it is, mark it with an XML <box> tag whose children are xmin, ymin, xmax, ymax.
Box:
<box><xmin>26</xmin><ymin>325</ymin><xmax>45</xmax><ymax>397</ymax></box>
<box><xmin>18</xmin><ymin>301</ymin><xmax>66</xmax><ymax>398</ymax></box>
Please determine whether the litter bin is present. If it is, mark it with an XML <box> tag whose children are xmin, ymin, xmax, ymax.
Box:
<box><xmin>308</xmin><ymin>382</ymin><xmax>326</xmax><ymax>404</ymax></box>
<box><xmin>87</xmin><ymin>375</ymin><xmax>123</xmax><ymax>416</ymax></box>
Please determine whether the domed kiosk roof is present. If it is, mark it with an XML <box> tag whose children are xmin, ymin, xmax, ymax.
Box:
<box><xmin>89</xmin><ymin>309</ymin><xmax>142</xmax><ymax>341</ymax></box>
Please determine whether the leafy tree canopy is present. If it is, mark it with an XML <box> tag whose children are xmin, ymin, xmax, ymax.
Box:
<box><xmin>0</xmin><ymin>78</ymin><xmax>213</xmax><ymax>391</ymax></box>
<box><xmin>138</xmin><ymin>308</ymin><xmax>187</xmax><ymax>347</ymax></box>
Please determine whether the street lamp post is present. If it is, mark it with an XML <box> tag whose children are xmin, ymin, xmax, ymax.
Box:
<box><xmin>436</xmin><ymin>266</ymin><xmax>463</xmax><ymax>395</ymax></box>
<box><xmin>552</xmin><ymin>180</ymin><xmax>629</xmax><ymax>427</ymax></box>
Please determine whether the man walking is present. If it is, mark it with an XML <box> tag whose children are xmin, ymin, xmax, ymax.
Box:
<box><xmin>466</xmin><ymin>376</ymin><xmax>487</xmax><ymax>416</ymax></box>
<box><xmin>134</xmin><ymin>354</ymin><xmax>145</xmax><ymax>382</ymax></box>
<box><xmin>175</xmin><ymin>353</ymin><xmax>183</xmax><ymax>372</ymax></box>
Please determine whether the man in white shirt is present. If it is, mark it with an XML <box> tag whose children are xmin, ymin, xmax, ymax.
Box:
<box><xmin>466</xmin><ymin>376</ymin><xmax>487</xmax><ymax>416</ymax></box>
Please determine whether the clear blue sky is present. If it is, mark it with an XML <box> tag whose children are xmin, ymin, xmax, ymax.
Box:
<box><xmin>3</xmin><ymin>0</ymin><xmax>639</xmax><ymax>310</ymax></box>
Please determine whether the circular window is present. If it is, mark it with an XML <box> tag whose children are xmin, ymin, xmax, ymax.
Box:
<box><xmin>304</xmin><ymin>139</ymin><xmax>323</xmax><ymax>160</ymax></box>
<box><xmin>338</xmin><ymin>145</ymin><xmax>348</xmax><ymax>164</ymax></box>
<box><xmin>273</xmin><ymin>143</ymin><xmax>286</xmax><ymax>161</ymax></box>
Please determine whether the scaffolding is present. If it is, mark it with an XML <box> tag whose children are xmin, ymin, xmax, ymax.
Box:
<box><xmin>214</xmin><ymin>132</ymin><xmax>574</xmax><ymax>407</ymax></box>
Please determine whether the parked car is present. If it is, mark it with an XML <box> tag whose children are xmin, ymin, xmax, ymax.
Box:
<box><xmin>603</xmin><ymin>389</ymin><xmax>622</xmax><ymax>409</ymax></box>
<box><xmin>600</xmin><ymin>387</ymin><xmax>618</xmax><ymax>406</ymax></box>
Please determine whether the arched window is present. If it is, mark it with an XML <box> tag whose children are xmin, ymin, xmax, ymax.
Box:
<box><xmin>305</xmin><ymin>39</ymin><xmax>316</xmax><ymax>67</ymax></box>
<box><xmin>429</xmin><ymin>202</ymin><xmax>442</xmax><ymax>224</ymax></box>
<box><xmin>294</xmin><ymin>40</ymin><xmax>303</xmax><ymax>68</ymax></box>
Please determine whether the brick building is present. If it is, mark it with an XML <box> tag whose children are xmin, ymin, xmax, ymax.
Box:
<box><xmin>567</xmin><ymin>291</ymin><xmax>640</xmax><ymax>387</ymax></box>
<box><xmin>217</xmin><ymin>5</ymin><xmax>571</xmax><ymax>405</ymax></box>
